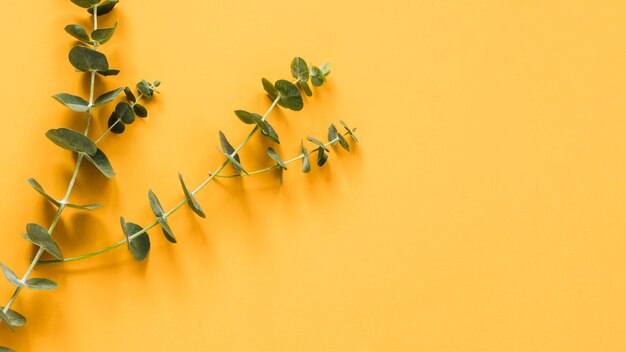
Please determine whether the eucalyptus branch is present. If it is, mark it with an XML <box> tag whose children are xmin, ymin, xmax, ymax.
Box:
<box><xmin>38</xmin><ymin>58</ymin><xmax>357</xmax><ymax>265</ymax></box>
<box><xmin>0</xmin><ymin>0</ymin><xmax>160</xmax><ymax>347</ymax></box>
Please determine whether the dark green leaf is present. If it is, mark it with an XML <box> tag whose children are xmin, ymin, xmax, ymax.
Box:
<box><xmin>291</xmin><ymin>57</ymin><xmax>309</xmax><ymax>82</ymax></box>
<box><xmin>91</xmin><ymin>21</ymin><xmax>117</xmax><ymax>45</ymax></box>
<box><xmin>107</xmin><ymin>113</ymin><xmax>125</xmax><ymax>134</ymax></box>
<box><xmin>64</xmin><ymin>24</ymin><xmax>91</xmax><ymax>44</ymax></box>
<box><xmin>27</xmin><ymin>178</ymin><xmax>61</xmax><ymax>207</ymax></box>
<box><xmin>24</xmin><ymin>278</ymin><xmax>57</xmax><ymax>290</ymax></box>
<box><xmin>178</xmin><ymin>173</ymin><xmax>206</xmax><ymax>218</ymax></box>
<box><xmin>310</xmin><ymin>66</ymin><xmax>325</xmax><ymax>87</ymax></box>
<box><xmin>0</xmin><ymin>346</ymin><xmax>15</xmax><ymax>352</ymax></box>
<box><xmin>69</xmin><ymin>46</ymin><xmax>109</xmax><ymax>72</ymax></box>
<box><xmin>0</xmin><ymin>309</ymin><xmax>15</xmax><ymax>332</ymax></box>
<box><xmin>97</xmin><ymin>69</ymin><xmax>119</xmax><ymax>77</ymax></box>
<box><xmin>298</xmin><ymin>81</ymin><xmax>313</xmax><ymax>97</ymax></box>
<box><xmin>337</xmin><ymin>133</ymin><xmax>350</xmax><ymax>151</ymax></box>
<box><xmin>133</xmin><ymin>104</ymin><xmax>148</xmax><ymax>118</ymax></box>
<box><xmin>317</xmin><ymin>148</ymin><xmax>329</xmax><ymax>167</ymax></box>
<box><xmin>136</xmin><ymin>80</ymin><xmax>153</xmax><ymax>98</ymax></box>
<box><xmin>121</xmin><ymin>217</ymin><xmax>150</xmax><ymax>261</ymax></box>
<box><xmin>0</xmin><ymin>263</ymin><xmax>22</xmax><ymax>288</ymax></box>
<box><xmin>306</xmin><ymin>136</ymin><xmax>329</xmax><ymax>152</ymax></box>
<box><xmin>327</xmin><ymin>123</ymin><xmax>339</xmax><ymax>145</ymax></box>
<box><xmin>234</xmin><ymin>110</ymin><xmax>260</xmax><ymax>125</ymax></box>
<box><xmin>25</xmin><ymin>223</ymin><xmax>63</xmax><ymax>260</ymax></box>
<box><xmin>340</xmin><ymin>120</ymin><xmax>359</xmax><ymax>143</ymax></box>
<box><xmin>46</xmin><ymin>128</ymin><xmax>96</xmax><ymax>156</ymax></box>
<box><xmin>267</xmin><ymin>148</ymin><xmax>287</xmax><ymax>170</ymax></box>
<box><xmin>218</xmin><ymin>131</ymin><xmax>240</xmax><ymax>163</ymax></box>
<box><xmin>262</xmin><ymin>78</ymin><xmax>278</xmax><ymax>100</ymax></box>
<box><xmin>275</xmin><ymin>80</ymin><xmax>303</xmax><ymax>111</ymax></box>
<box><xmin>84</xmin><ymin>148</ymin><xmax>116</xmax><ymax>178</ymax></box>
<box><xmin>124</xmin><ymin>87</ymin><xmax>136</xmax><ymax>102</ymax></box>
<box><xmin>93</xmin><ymin>87</ymin><xmax>124</xmax><ymax>107</ymax></box>
<box><xmin>71</xmin><ymin>0</ymin><xmax>99</xmax><ymax>9</ymax></box>
<box><xmin>157</xmin><ymin>217</ymin><xmax>176</xmax><ymax>243</ymax></box>
<box><xmin>301</xmin><ymin>141</ymin><xmax>310</xmax><ymax>173</ymax></box>
<box><xmin>88</xmin><ymin>0</ymin><xmax>119</xmax><ymax>15</ymax></box>
<box><xmin>65</xmin><ymin>203</ymin><xmax>103</xmax><ymax>210</ymax></box>
<box><xmin>258</xmin><ymin>120</ymin><xmax>280</xmax><ymax>144</ymax></box>
<box><xmin>148</xmin><ymin>190</ymin><xmax>164</xmax><ymax>218</ymax></box>
<box><xmin>218</xmin><ymin>148</ymin><xmax>248</xmax><ymax>175</ymax></box>
<box><xmin>115</xmin><ymin>102</ymin><xmax>135</xmax><ymax>124</ymax></box>
<box><xmin>0</xmin><ymin>307</ymin><xmax>26</xmax><ymax>327</ymax></box>
<box><xmin>52</xmin><ymin>93</ymin><xmax>89</xmax><ymax>112</ymax></box>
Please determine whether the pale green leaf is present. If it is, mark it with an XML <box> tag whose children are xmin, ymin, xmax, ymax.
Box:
<box><xmin>0</xmin><ymin>306</ymin><xmax>26</xmax><ymax>327</ymax></box>
<box><xmin>306</xmin><ymin>136</ymin><xmax>329</xmax><ymax>152</ymax></box>
<box><xmin>337</xmin><ymin>133</ymin><xmax>350</xmax><ymax>151</ymax></box>
<box><xmin>25</xmin><ymin>223</ymin><xmax>63</xmax><ymax>260</ymax></box>
<box><xmin>65</xmin><ymin>203</ymin><xmax>103</xmax><ymax>210</ymax></box>
<box><xmin>46</xmin><ymin>128</ymin><xmax>96</xmax><ymax>156</ymax></box>
<box><xmin>0</xmin><ymin>309</ymin><xmax>15</xmax><ymax>332</ymax></box>
<box><xmin>0</xmin><ymin>263</ymin><xmax>22</xmax><ymax>288</ymax></box>
<box><xmin>148</xmin><ymin>190</ymin><xmax>164</xmax><ymax>218</ymax></box>
<box><xmin>267</xmin><ymin>147</ymin><xmax>287</xmax><ymax>170</ymax></box>
<box><xmin>84</xmin><ymin>148</ymin><xmax>116</xmax><ymax>178</ymax></box>
<box><xmin>52</xmin><ymin>93</ymin><xmax>89</xmax><ymax>112</ymax></box>
<box><xmin>24</xmin><ymin>278</ymin><xmax>57</xmax><ymax>290</ymax></box>
<box><xmin>327</xmin><ymin>123</ymin><xmax>339</xmax><ymax>145</ymax></box>
<box><xmin>27</xmin><ymin>178</ymin><xmax>61</xmax><ymax>207</ymax></box>
<box><xmin>91</xmin><ymin>21</ymin><xmax>117</xmax><ymax>45</ymax></box>
<box><xmin>64</xmin><ymin>24</ymin><xmax>91</xmax><ymax>44</ymax></box>
<box><xmin>93</xmin><ymin>87</ymin><xmax>124</xmax><ymax>107</ymax></box>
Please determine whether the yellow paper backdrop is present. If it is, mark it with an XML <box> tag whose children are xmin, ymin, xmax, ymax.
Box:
<box><xmin>1</xmin><ymin>0</ymin><xmax>626</xmax><ymax>350</ymax></box>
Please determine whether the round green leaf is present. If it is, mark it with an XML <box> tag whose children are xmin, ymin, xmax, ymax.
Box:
<box><xmin>46</xmin><ymin>128</ymin><xmax>97</xmax><ymax>156</ymax></box>
<box><xmin>107</xmin><ymin>113</ymin><xmax>125</xmax><ymax>134</ymax></box>
<box><xmin>298</xmin><ymin>81</ymin><xmax>313</xmax><ymax>97</ymax></box>
<box><xmin>275</xmin><ymin>80</ymin><xmax>303</xmax><ymax>111</ymax></box>
<box><xmin>115</xmin><ymin>102</ymin><xmax>135</xmax><ymax>124</ymax></box>
<box><xmin>121</xmin><ymin>217</ymin><xmax>150</xmax><ymax>261</ymax></box>
<box><xmin>52</xmin><ymin>93</ymin><xmax>89</xmax><ymax>112</ymax></box>
<box><xmin>25</xmin><ymin>223</ymin><xmax>63</xmax><ymax>260</ymax></box>
<box><xmin>310</xmin><ymin>66</ymin><xmax>326</xmax><ymax>87</ymax></box>
<box><xmin>133</xmin><ymin>104</ymin><xmax>148</xmax><ymax>118</ymax></box>
<box><xmin>124</xmin><ymin>87</ymin><xmax>136</xmax><ymax>102</ymax></box>
<box><xmin>0</xmin><ymin>346</ymin><xmax>15</xmax><ymax>352</ymax></box>
<box><xmin>136</xmin><ymin>80</ymin><xmax>154</xmax><ymax>97</ymax></box>
<box><xmin>69</xmin><ymin>46</ymin><xmax>109</xmax><ymax>72</ymax></box>
<box><xmin>64</xmin><ymin>24</ymin><xmax>91</xmax><ymax>44</ymax></box>
<box><xmin>290</xmin><ymin>57</ymin><xmax>309</xmax><ymax>82</ymax></box>
<box><xmin>91</xmin><ymin>22</ymin><xmax>117</xmax><ymax>45</ymax></box>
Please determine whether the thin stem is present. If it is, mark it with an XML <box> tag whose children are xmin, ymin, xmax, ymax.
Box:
<box><xmin>39</xmin><ymin>92</ymin><xmax>289</xmax><ymax>265</ymax></box>
<box><xmin>2</xmin><ymin>10</ymin><xmax>99</xmax><ymax>314</ymax></box>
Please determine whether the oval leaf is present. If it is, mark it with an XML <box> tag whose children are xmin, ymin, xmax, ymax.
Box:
<box><xmin>310</xmin><ymin>66</ymin><xmax>326</xmax><ymax>87</ymax></box>
<box><xmin>93</xmin><ymin>87</ymin><xmax>124</xmax><ymax>107</ymax></box>
<box><xmin>0</xmin><ymin>306</ymin><xmax>26</xmax><ymax>327</ymax></box>
<box><xmin>84</xmin><ymin>148</ymin><xmax>116</xmax><ymax>178</ymax></box>
<box><xmin>258</xmin><ymin>120</ymin><xmax>280</xmax><ymax>144</ymax></box>
<box><xmin>298</xmin><ymin>81</ymin><xmax>313</xmax><ymax>97</ymax></box>
<box><xmin>0</xmin><ymin>310</ymin><xmax>15</xmax><ymax>333</ymax></box>
<box><xmin>291</xmin><ymin>57</ymin><xmax>309</xmax><ymax>82</ymax></box>
<box><xmin>124</xmin><ymin>87</ymin><xmax>136</xmax><ymax>102</ymax></box>
<box><xmin>64</xmin><ymin>24</ymin><xmax>91</xmax><ymax>44</ymax></box>
<box><xmin>89</xmin><ymin>0</ymin><xmax>119</xmax><ymax>15</ymax></box>
<box><xmin>52</xmin><ymin>93</ymin><xmax>89</xmax><ymax>112</ymax></box>
<box><xmin>234</xmin><ymin>110</ymin><xmax>260</xmax><ymax>125</ymax></box>
<box><xmin>136</xmin><ymin>80</ymin><xmax>154</xmax><ymax>98</ymax></box>
<box><xmin>219</xmin><ymin>131</ymin><xmax>240</xmax><ymax>163</ymax></box>
<box><xmin>340</xmin><ymin>120</ymin><xmax>359</xmax><ymax>144</ymax></box>
<box><xmin>337</xmin><ymin>133</ymin><xmax>350</xmax><ymax>151</ymax></box>
<box><xmin>275</xmin><ymin>80</ymin><xmax>303</xmax><ymax>111</ymax></box>
<box><xmin>69</xmin><ymin>46</ymin><xmax>108</xmax><ymax>72</ymax></box>
<box><xmin>121</xmin><ymin>217</ymin><xmax>150</xmax><ymax>261</ymax></box>
<box><xmin>107</xmin><ymin>113</ymin><xmax>125</xmax><ymax>134</ymax></box>
<box><xmin>91</xmin><ymin>22</ymin><xmax>117</xmax><ymax>45</ymax></box>
<box><xmin>301</xmin><ymin>141</ymin><xmax>311</xmax><ymax>173</ymax></box>
<box><xmin>157</xmin><ymin>218</ymin><xmax>176</xmax><ymax>244</ymax></box>
<box><xmin>27</xmin><ymin>178</ymin><xmax>61</xmax><ymax>207</ymax></box>
<box><xmin>262</xmin><ymin>78</ymin><xmax>278</xmax><ymax>100</ymax></box>
<box><xmin>178</xmin><ymin>173</ymin><xmax>206</xmax><ymax>218</ymax></box>
<box><xmin>25</xmin><ymin>223</ymin><xmax>63</xmax><ymax>260</ymax></box>
<box><xmin>306</xmin><ymin>136</ymin><xmax>329</xmax><ymax>152</ymax></box>
<box><xmin>327</xmin><ymin>123</ymin><xmax>339</xmax><ymax>145</ymax></box>
<box><xmin>0</xmin><ymin>263</ymin><xmax>22</xmax><ymax>288</ymax></box>
<box><xmin>267</xmin><ymin>148</ymin><xmax>287</xmax><ymax>170</ymax></box>
<box><xmin>46</xmin><ymin>128</ymin><xmax>97</xmax><ymax>156</ymax></box>
<box><xmin>133</xmin><ymin>104</ymin><xmax>148</xmax><ymax>118</ymax></box>
<box><xmin>148</xmin><ymin>190</ymin><xmax>164</xmax><ymax>218</ymax></box>
<box><xmin>317</xmin><ymin>149</ymin><xmax>329</xmax><ymax>167</ymax></box>
<box><xmin>71</xmin><ymin>0</ymin><xmax>99</xmax><ymax>8</ymax></box>
<box><xmin>24</xmin><ymin>278</ymin><xmax>57</xmax><ymax>290</ymax></box>
<box><xmin>115</xmin><ymin>102</ymin><xmax>135</xmax><ymax>124</ymax></box>
<box><xmin>97</xmin><ymin>69</ymin><xmax>120</xmax><ymax>77</ymax></box>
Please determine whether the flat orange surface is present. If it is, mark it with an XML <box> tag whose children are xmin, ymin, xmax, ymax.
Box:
<box><xmin>2</xmin><ymin>0</ymin><xmax>626</xmax><ymax>351</ymax></box>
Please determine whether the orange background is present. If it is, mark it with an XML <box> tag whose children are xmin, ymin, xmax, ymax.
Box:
<box><xmin>2</xmin><ymin>0</ymin><xmax>626</xmax><ymax>350</ymax></box>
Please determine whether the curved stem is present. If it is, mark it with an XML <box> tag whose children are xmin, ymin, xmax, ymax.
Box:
<box><xmin>39</xmin><ymin>89</ymin><xmax>291</xmax><ymax>265</ymax></box>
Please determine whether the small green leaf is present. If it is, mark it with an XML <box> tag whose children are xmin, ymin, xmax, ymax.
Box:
<box><xmin>64</xmin><ymin>24</ymin><xmax>91</xmax><ymax>44</ymax></box>
<box><xmin>310</xmin><ymin>66</ymin><xmax>325</xmax><ymax>87</ymax></box>
<box><xmin>27</xmin><ymin>178</ymin><xmax>61</xmax><ymax>207</ymax></box>
<box><xmin>115</xmin><ymin>102</ymin><xmax>135</xmax><ymax>124</ymax></box>
<box><xmin>69</xmin><ymin>46</ymin><xmax>109</xmax><ymax>72</ymax></box>
<box><xmin>275</xmin><ymin>80</ymin><xmax>303</xmax><ymax>111</ymax></box>
<box><xmin>25</xmin><ymin>223</ymin><xmax>63</xmax><ymax>260</ymax></box>
<box><xmin>0</xmin><ymin>346</ymin><xmax>15</xmax><ymax>352</ymax></box>
<box><xmin>124</xmin><ymin>87</ymin><xmax>136</xmax><ymax>102</ymax></box>
<box><xmin>121</xmin><ymin>217</ymin><xmax>150</xmax><ymax>261</ymax></box>
<box><xmin>327</xmin><ymin>123</ymin><xmax>339</xmax><ymax>145</ymax></box>
<box><xmin>317</xmin><ymin>148</ymin><xmax>329</xmax><ymax>167</ymax></box>
<box><xmin>52</xmin><ymin>93</ymin><xmax>89</xmax><ymax>112</ymax></box>
<box><xmin>89</xmin><ymin>0</ymin><xmax>119</xmax><ymax>15</ymax></box>
<box><xmin>301</xmin><ymin>141</ymin><xmax>310</xmax><ymax>173</ymax></box>
<box><xmin>340</xmin><ymin>120</ymin><xmax>359</xmax><ymax>143</ymax></box>
<box><xmin>258</xmin><ymin>120</ymin><xmax>280</xmax><ymax>144</ymax></box>
<box><xmin>178</xmin><ymin>173</ymin><xmax>206</xmax><ymax>218</ymax></box>
<box><xmin>65</xmin><ymin>203</ymin><xmax>103</xmax><ymax>210</ymax></box>
<box><xmin>84</xmin><ymin>148</ymin><xmax>116</xmax><ymax>178</ymax></box>
<box><xmin>267</xmin><ymin>148</ymin><xmax>287</xmax><ymax>170</ymax></box>
<box><xmin>97</xmin><ymin>69</ymin><xmax>120</xmax><ymax>77</ymax></box>
<box><xmin>234</xmin><ymin>110</ymin><xmax>260</xmax><ymax>125</ymax></box>
<box><xmin>262</xmin><ymin>78</ymin><xmax>278</xmax><ymax>100</ymax></box>
<box><xmin>0</xmin><ymin>307</ymin><xmax>26</xmax><ymax>327</ymax></box>
<box><xmin>46</xmin><ymin>128</ymin><xmax>97</xmax><ymax>156</ymax></box>
<box><xmin>157</xmin><ymin>217</ymin><xmax>176</xmax><ymax>244</ymax></box>
<box><xmin>148</xmin><ymin>190</ymin><xmax>165</xmax><ymax>218</ymax></box>
<box><xmin>218</xmin><ymin>148</ymin><xmax>248</xmax><ymax>175</ymax></box>
<box><xmin>71</xmin><ymin>0</ymin><xmax>99</xmax><ymax>9</ymax></box>
<box><xmin>291</xmin><ymin>57</ymin><xmax>309</xmax><ymax>82</ymax></box>
<box><xmin>298</xmin><ymin>81</ymin><xmax>313</xmax><ymax>97</ymax></box>
<box><xmin>107</xmin><ymin>112</ymin><xmax>125</xmax><ymax>134</ymax></box>
<box><xmin>91</xmin><ymin>21</ymin><xmax>117</xmax><ymax>45</ymax></box>
<box><xmin>336</xmin><ymin>133</ymin><xmax>350</xmax><ymax>151</ymax></box>
<box><xmin>320</xmin><ymin>63</ymin><xmax>331</xmax><ymax>76</ymax></box>
<box><xmin>0</xmin><ymin>263</ymin><xmax>22</xmax><ymax>288</ymax></box>
<box><xmin>136</xmin><ymin>80</ymin><xmax>154</xmax><ymax>98</ymax></box>
<box><xmin>93</xmin><ymin>87</ymin><xmax>124</xmax><ymax>107</ymax></box>
<box><xmin>219</xmin><ymin>131</ymin><xmax>240</xmax><ymax>164</ymax></box>
<box><xmin>306</xmin><ymin>136</ymin><xmax>329</xmax><ymax>152</ymax></box>
<box><xmin>24</xmin><ymin>278</ymin><xmax>57</xmax><ymax>290</ymax></box>
<box><xmin>133</xmin><ymin>104</ymin><xmax>148</xmax><ymax>118</ymax></box>
<box><xmin>0</xmin><ymin>309</ymin><xmax>15</xmax><ymax>333</ymax></box>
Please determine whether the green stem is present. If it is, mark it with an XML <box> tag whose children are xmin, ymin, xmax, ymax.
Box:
<box><xmin>38</xmin><ymin>89</ymin><xmax>290</xmax><ymax>265</ymax></box>
<box><xmin>2</xmin><ymin>10</ymin><xmax>99</xmax><ymax>315</ymax></box>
